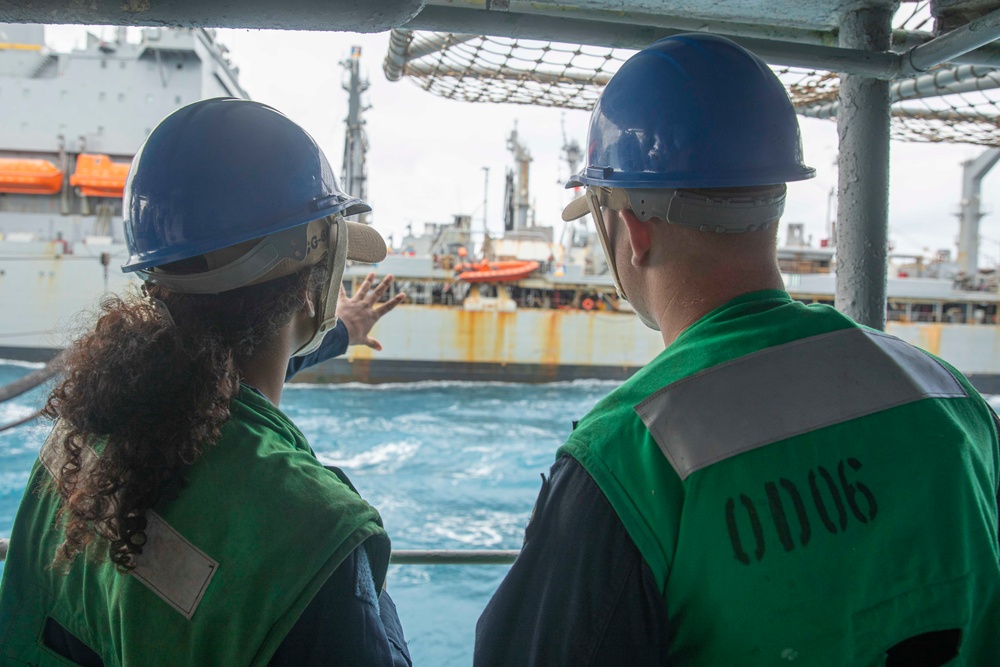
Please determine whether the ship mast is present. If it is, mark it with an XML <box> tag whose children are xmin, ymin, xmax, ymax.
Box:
<box><xmin>560</xmin><ymin>113</ymin><xmax>582</xmax><ymax>180</ymax></box>
<box><xmin>341</xmin><ymin>45</ymin><xmax>370</xmax><ymax>225</ymax></box>
<box><xmin>504</xmin><ymin>122</ymin><xmax>532</xmax><ymax>232</ymax></box>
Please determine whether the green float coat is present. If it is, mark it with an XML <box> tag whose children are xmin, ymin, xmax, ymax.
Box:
<box><xmin>0</xmin><ymin>386</ymin><xmax>389</xmax><ymax>666</ymax></box>
<box><xmin>561</xmin><ymin>290</ymin><xmax>1000</xmax><ymax>664</ymax></box>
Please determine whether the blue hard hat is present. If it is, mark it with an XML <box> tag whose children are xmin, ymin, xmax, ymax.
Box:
<box><xmin>568</xmin><ymin>33</ymin><xmax>815</xmax><ymax>190</ymax></box>
<box><xmin>121</xmin><ymin>98</ymin><xmax>370</xmax><ymax>272</ymax></box>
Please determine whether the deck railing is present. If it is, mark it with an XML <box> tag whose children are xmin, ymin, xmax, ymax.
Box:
<box><xmin>0</xmin><ymin>539</ymin><xmax>517</xmax><ymax>566</ymax></box>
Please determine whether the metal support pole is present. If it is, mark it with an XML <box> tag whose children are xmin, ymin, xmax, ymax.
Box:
<box><xmin>957</xmin><ymin>148</ymin><xmax>1000</xmax><ymax>276</ymax></box>
<box><xmin>383</xmin><ymin>29</ymin><xmax>415</xmax><ymax>82</ymax></box>
<box><xmin>904</xmin><ymin>6</ymin><xmax>1000</xmax><ymax>74</ymax></box>
<box><xmin>798</xmin><ymin>64</ymin><xmax>1000</xmax><ymax>119</ymax></box>
<box><xmin>835</xmin><ymin>7</ymin><xmax>893</xmax><ymax>330</ymax></box>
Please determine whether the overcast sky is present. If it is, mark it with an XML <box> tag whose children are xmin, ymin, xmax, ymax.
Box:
<box><xmin>46</xmin><ymin>25</ymin><xmax>1000</xmax><ymax>266</ymax></box>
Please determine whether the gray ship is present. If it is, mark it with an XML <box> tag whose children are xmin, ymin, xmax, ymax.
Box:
<box><xmin>4</xmin><ymin>24</ymin><xmax>1000</xmax><ymax>393</ymax></box>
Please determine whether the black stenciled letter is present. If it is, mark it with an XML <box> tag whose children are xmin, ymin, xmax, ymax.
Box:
<box><xmin>726</xmin><ymin>494</ymin><xmax>765</xmax><ymax>565</ymax></box>
<box><xmin>840</xmin><ymin>458</ymin><xmax>877</xmax><ymax>523</ymax></box>
<box><xmin>809</xmin><ymin>466</ymin><xmax>847</xmax><ymax>534</ymax></box>
<box><xmin>766</xmin><ymin>478</ymin><xmax>811</xmax><ymax>551</ymax></box>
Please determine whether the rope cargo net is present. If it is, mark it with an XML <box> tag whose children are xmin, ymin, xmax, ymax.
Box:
<box><xmin>384</xmin><ymin>3</ymin><xmax>1000</xmax><ymax>146</ymax></box>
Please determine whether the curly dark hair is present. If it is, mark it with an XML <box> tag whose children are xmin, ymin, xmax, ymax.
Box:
<box><xmin>43</xmin><ymin>264</ymin><xmax>326</xmax><ymax>572</ymax></box>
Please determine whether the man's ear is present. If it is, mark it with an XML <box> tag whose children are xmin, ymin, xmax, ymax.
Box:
<box><xmin>620</xmin><ymin>209</ymin><xmax>652</xmax><ymax>267</ymax></box>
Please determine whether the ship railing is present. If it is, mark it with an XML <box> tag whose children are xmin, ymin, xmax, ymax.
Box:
<box><xmin>0</xmin><ymin>539</ymin><xmax>517</xmax><ymax>566</ymax></box>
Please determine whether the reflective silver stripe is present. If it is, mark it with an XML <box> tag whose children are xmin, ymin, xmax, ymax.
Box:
<box><xmin>635</xmin><ymin>328</ymin><xmax>967</xmax><ymax>481</ymax></box>
<box><xmin>39</xmin><ymin>424</ymin><xmax>218</xmax><ymax>619</ymax></box>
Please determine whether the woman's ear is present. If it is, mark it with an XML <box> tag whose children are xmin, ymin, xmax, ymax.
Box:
<box><xmin>619</xmin><ymin>209</ymin><xmax>652</xmax><ymax>267</ymax></box>
<box><xmin>302</xmin><ymin>285</ymin><xmax>317</xmax><ymax>319</ymax></box>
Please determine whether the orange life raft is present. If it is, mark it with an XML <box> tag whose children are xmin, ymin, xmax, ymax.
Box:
<box><xmin>70</xmin><ymin>153</ymin><xmax>131</xmax><ymax>198</ymax></box>
<box><xmin>456</xmin><ymin>260</ymin><xmax>541</xmax><ymax>283</ymax></box>
<box><xmin>0</xmin><ymin>158</ymin><xmax>64</xmax><ymax>195</ymax></box>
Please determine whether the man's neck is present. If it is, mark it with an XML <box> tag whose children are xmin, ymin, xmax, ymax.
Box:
<box><xmin>656</xmin><ymin>264</ymin><xmax>784</xmax><ymax>347</ymax></box>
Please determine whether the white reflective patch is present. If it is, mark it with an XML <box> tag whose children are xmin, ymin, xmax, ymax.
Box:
<box><xmin>635</xmin><ymin>328</ymin><xmax>967</xmax><ymax>480</ymax></box>
<box><xmin>132</xmin><ymin>511</ymin><xmax>218</xmax><ymax>620</ymax></box>
<box><xmin>39</xmin><ymin>424</ymin><xmax>218</xmax><ymax>619</ymax></box>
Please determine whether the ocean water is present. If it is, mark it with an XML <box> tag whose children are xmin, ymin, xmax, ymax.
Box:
<box><xmin>0</xmin><ymin>361</ymin><xmax>615</xmax><ymax>666</ymax></box>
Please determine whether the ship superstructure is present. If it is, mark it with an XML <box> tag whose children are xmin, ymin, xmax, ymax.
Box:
<box><xmin>0</xmin><ymin>24</ymin><xmax>247</xmax><ymax>358</ymax></box>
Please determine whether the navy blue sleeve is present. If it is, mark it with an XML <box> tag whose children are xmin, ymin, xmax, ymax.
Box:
<box><xmin>474</xmin><ymin>455</ymin><xmax>670</xmax><ymax>667</ymax></box>
<box><xmin>285</xmin><ymin>320</ymin><xmax>350</xmax><ymax>382</ymax></box>
<box><xmin>269</xmin><ymin>541</ymin><xmax>411</xmax><ymax>667</ymax></box>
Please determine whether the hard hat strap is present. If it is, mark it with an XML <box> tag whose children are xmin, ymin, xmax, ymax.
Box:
<box><xmin>292</xmin><ymin>216</ymin><xmax>348</xmax><ymax>358</ymax></box>
<box><xmin>586</xmin><ymin>188</ymin><xmax>629</xmax><ymax>302</ymax></box>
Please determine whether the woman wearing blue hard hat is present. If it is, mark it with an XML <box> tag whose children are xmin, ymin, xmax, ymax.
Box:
<box><xmin>477</xmin><ymin>34</ymin><xmax>1000</xmax><ymax>666</ymax></box>
<box><xmin>0</xmin><ymin>99</ymin><xmax>410</xmax><ymax>666</ymax></box>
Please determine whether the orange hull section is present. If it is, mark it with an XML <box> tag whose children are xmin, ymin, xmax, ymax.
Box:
<box><xmin>457</xmin><ymin>260</ymin><xmax>541</xmax><ymax>283</ymax></box>
<box><xmin>70</xmin><ymin>153</ymin><xmax>130</xmax><ymax>198</ymax></box>
<box><xmin>0</xmin><ymin>158</ymin><xmax>63</xmax><ymax>195</ymax></box>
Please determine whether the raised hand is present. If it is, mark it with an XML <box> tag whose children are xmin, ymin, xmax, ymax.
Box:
<box><xmin>336</xmin><ymin>273</ymin><xmax>407</xmax><ymax>351</ymax></box>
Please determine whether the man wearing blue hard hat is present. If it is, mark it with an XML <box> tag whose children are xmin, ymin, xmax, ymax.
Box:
<box><xmin>476</xmin><ymin>34</ymin><xmax>1000</xmax><ymax>665</ymax></box>
<box><xmin>0</xmin><ymin>99</ymin><xmax>410</xmax><ymax>665</ymax></box>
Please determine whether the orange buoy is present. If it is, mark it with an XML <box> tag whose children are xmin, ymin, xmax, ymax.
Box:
<box><xmin>70</xmin><ymin>153</ymin><xmax>131</xmax><ymax>198</ymax></box>
<box><xmin>581</xmin><ymin>297</ymin><xmax>596</xmax><ymax>311</ymax></box>
<box><xmin>0</xmin><ymin>158</ymin><xmax>64</xmax><ymax>195</ymax></box>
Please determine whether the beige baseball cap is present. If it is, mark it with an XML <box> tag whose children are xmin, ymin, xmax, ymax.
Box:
<box><xmin>344</xmin><ymin>220</ymin><xmax>388</xmax><ymax>263</ymax></box>
<box><xmin>562</xmin><ymin>195</ymin><xmax>591</xmax><ymax>222</ymax></box>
